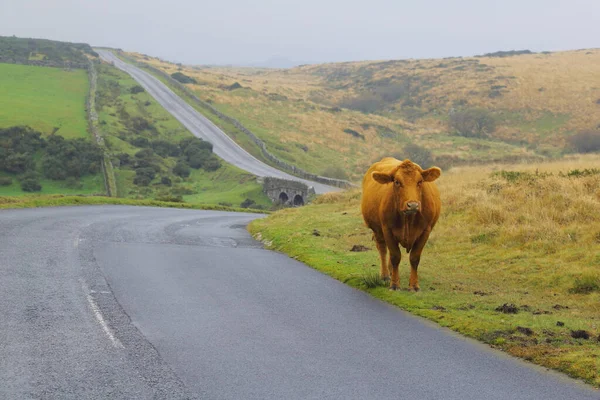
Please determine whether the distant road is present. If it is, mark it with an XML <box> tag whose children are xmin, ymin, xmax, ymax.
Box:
<box><xmin>96</xmin><ymin>49</ymin><xmax>339</xmax><ymax>194</ymax></box>
<box><xmin>1</xmin><ymin>206</ymin><xmax>598</xmax><ymax>399</ymax></box>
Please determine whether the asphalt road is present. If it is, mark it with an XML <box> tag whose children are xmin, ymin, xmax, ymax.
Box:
<box><xmin>0</xmin><ymin>206</ymin><xmax>598</xmax><ymax>399</ymax></box>
<box><xmin>95</xmin><ymin>50</ymin><xmax>339</xmax><ymax>195</ymax></box>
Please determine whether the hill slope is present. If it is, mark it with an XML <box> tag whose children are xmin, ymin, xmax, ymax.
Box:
<box><xmin>125</xmin><ymin>49</ymin><xmax>600</xmax><ymax>180</ymax></box>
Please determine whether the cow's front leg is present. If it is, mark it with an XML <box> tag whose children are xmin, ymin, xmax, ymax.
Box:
<box><xmin>408</xmin><ymin>228</ymin><xmax>432</xmax><ymax>292</ymax></box>
<box><xmin>374</xmin><ymin>236</ymin><xmax>389</xmax><ymax>281</ymax></box>
<box><xmin>384</xmin><ymin>229</ymin><xmax>401</xmax><ymax>290</ymax></box>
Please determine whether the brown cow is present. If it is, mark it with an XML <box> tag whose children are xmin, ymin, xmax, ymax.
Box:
<box><xmin>361</xmin><ymin>158</ymin><xmax>441</xmax><ymax>291</ymax></box>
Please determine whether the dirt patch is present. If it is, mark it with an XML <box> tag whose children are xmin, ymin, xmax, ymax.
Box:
<box><xmin>431</xmin><ymin>305</ymin><xmax>447</xmax><ymax>312</ymax></box>
<box><xmin>516</xmin><ymin>326</ymin><xmax>534</xmax><ymax>336</ymax></box>
<box><xmin>312</xmin><ymin>229</ymin><xmax>321</xmax><ymax>236</ymax></box>
<box><xmin>473</xmin><ymin>290</ymin><xmax>489</xmax><ymax>296</ymax></box>
<box><xmin>495</xmin><ymin>303</ymin><xmax>519</xmax><ymax>314</ymax></box>
<box><xmin>552</xmin><ymin>304</ymin><xmax>569</xmax><ymax>310</ymax></box>
<box><xmin>556</xmin><ymin>321</ymin><xmax>565</xmax><ymax>327</ymax></box>
<box><xmin>571</xmin><ymin>330</ymin><xmax>590</xmax><ymax>339</ymax></box>
<box><xmin>350</xmin><ymin>245</ymin><xmax>370</xmax><ymax>252</ymax></box>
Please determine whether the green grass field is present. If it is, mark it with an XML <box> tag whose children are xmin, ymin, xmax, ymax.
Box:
<box><xmin>95</xmin><ymin>61</ymin><xmax>272</xmax><ymax>207</ymax></box>
<box><xmin>0</xmin><ymin>173</ymin><xmax>105</xmax><ymax>196</ymax></box>
<box><xmin>0</xmin><ymin>63</ymin><xmax>89</xmax><ymax>138</ymax></box>
<box><xmin>249</xmin><ymin>156</ymin><xmax>600</xmax><ymax>386</ymax></box>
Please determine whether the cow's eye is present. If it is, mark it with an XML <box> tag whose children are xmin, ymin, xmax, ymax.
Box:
<box><xmin>394</xmin><ymin>180</ymin><xmax>402</xmax><ymax>187</ymax></box>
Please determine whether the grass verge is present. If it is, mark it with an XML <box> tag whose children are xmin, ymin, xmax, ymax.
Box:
<box><xmin>0</xmin><ymin>194</ymin><xmax>266</xmax><ymax>213</ymax></box>
<box><xmin>249</xmin><ymin>156</ymin><xmax>600</xmax><ymax>387</ymax></box>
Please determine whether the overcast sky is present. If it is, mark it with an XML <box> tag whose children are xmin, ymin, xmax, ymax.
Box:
<box><xmin>1</xmin><ymin>0</ymin><xmax>599</xmax><ymax>66</ymax></box>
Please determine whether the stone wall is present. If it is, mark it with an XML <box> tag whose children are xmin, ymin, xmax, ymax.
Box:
<box><xmin>262</xmin><ymin>177</ymin><xmax>315</xmax><ymax>206</ymax></box>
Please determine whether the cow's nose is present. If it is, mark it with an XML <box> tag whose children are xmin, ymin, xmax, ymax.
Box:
<box><xmin>407</xmin><ymin>201</ymin><xmax>419</xmax><ymax>210</ymax></box>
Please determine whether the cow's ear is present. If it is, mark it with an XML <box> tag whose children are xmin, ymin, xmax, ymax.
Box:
<box><xmin>422</xmin><ymin>167</ymin><xmax>441</xmax><ymax>182</ymax></box>
<box><xmin>372</xmin><ymin>172</ymin><xmax>393</xmax><ymax>184</ymax></box>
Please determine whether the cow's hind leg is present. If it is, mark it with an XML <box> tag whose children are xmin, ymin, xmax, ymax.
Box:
<box><xmin>408</xmin><ymin>228</ymin><xmax>432</xmax><ymax>292</ymax></box>
<box><xmin>374</xmin><ymin>237</ymin><xmax>389</xmax><ymax>281</ymax></box>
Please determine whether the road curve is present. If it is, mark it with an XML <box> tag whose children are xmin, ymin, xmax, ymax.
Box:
<box><xmin>1</xmin><ymin>206</ymin><xmax>597</xmax><ymax>399</ymax></box>
<box><xmin>95</xmin><ymin>49</ymin><xmax>339</xmax><ymax>194</ymax></box>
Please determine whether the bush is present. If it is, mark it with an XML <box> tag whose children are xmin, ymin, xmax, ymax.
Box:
<box><xmin>568</xmin><ymin>130</ymin><xmax>600</xmax><ymax>153</ymax></box>
<box><xmin>0</xmin><ymin>176</ymin><xmax>12</xmax><ymax>186</ymax></box>
<box><xmin>171</xmin><ymin>72</ymin><xmax>197</xmax><ymax>84</ymax></box>
<box><xmin>135</xmin><ymin>148</ymin><xmax>154</xmax><ymax>159</ymax></box>
<box><xmin>133</xmin><ymin>175</ymin><xmax>152</xmax><ymax>186</ymax></box>
<box><xmin>188</xmin><ymin>150</ymin><xmax>211</xmax><ymax>169</ymax></box>
<box><xmin>21</xmin><ymin>178</ymin><xmax>42</xmax><ymax>192</ymax></box>
<box><xmin>152</xmin><ymin>140</ymin><xmax>181</xmax><ymax>157</ymax></box>
<box><xmin>202</xmin><ymin>156</ymin><xmax>221</xmax><ymax>172</ymax></box>
<box><xmin>134</xmin><ymin>167</ymin><xmax>156</xmax><ymax>181</ymax></box>
<box><xmin>130</xmin><ymin>137</ymin><xmax>150</xmax><ymax>148</ymax></box>
<box><xmin>130</xmin><ymin>85</ymin><xmax>145</xmax><ymax>94</ymax></box>
<box><xmin>117</xmin><ymin>153</ymin><xmax>131</xmax><ymax>166</ymax></box>
<box><xmin>173</xmin><ymin>160</ymin><xmax>191</xmax><ymax>178</ymax></box>
<box><xmin>160</xmin><ymin>176</ymin><xmax>172</xmax><ymax>186</ymax></box>
<box><xmin>339</xmin><ymin>93</ymin><xmax>383</xmax><ymax>114</ymax></box>
<box><xmin>64</xmin><ymin>177</ymin><xmax>83</xmax><ymax>189</ymax></box>
<box><xmin>402</xmin><ymin>143</ymin><xmax>434</xmax><ymax>168</ymax></box>
<box><xmin>321</xmin><ymin>166</ymin><xmax>349</xmax><ymax>180</ymax></box>
<box><xmin>155</xmin><ymin>193</ymin><xmax>184</xmax><ymax>203</ymax></box>
<box><xmin>449</xmin><ymin>109</ymin><xmax>496</xmax><ymax>138</ymax></box>
<box><xmin>343</xmin><ymin>129</ymin><xmax>365</xmax><ymax>140</ymax></box>
<box><xmin>240</xmin><ymin>198</ymin><xmax>255</xmax><ymax>208</ymax></box>
<box><xmin>569</xmin><ymin>274</ymin><xmax>600</xmax><ymax>294</ymax></box>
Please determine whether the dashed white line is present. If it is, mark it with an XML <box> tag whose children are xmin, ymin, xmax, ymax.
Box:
<box><xmin>81</xmin><ymin>280</ymin><xmax>124</xmax><ymax>349</ymax></box>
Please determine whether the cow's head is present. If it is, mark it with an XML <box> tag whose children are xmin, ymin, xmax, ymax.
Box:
<box><xmin>372</xmin><ymin>160</ymin><xmax>441</xmax><ymax>215</ymax></box>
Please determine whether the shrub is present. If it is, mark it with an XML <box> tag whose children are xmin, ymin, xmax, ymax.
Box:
<box><xmin>155</xmin><ymin>193</ymin><xmax>184</xmax><ymax>203</ymax></box>
<box><xmin>449</xmin><ymin>109</ymin><xmax>496</xmax><ymax>138</ymax></box>
<box><xmin>135</xmin><ymin>148</ymin><xmax>154</xmax><ymax>159</ymax></box>
<box><xmin>130</xmin><ymin>85</ymin><xmax>145</xmax><ymax>94</ymax></box>
<box><xmin>240</xmin><ymin>198</ymin><xmax>255</xmax><ymax>208</ymax></box>
<box><xmin>64</xmin><ymin>177</ymin><xmax>83</xmax><ymax>189</ymax></box>
<box><xmin>133</xmin><ymin>175</ymin><xmax>152</xmax><ymax>186</ymax></box>
<box><xmin>188</xmin><ymin>150</ymin><xmax>211</xmax><ymax>169</ymax></box>
<box><xmin>402</xmin><ymin>143</ymin><xmax>434</xmax><ymax>168</ymax></box>
<box><xmin>117</xmin><ymin>153</ymin><xmax>131</xmax><ymax>166</ymax></box>
<box><xmin>130</xmin><ymin>137</ymin><xmax>150</xmax><ymax>148</ymax></box>
<box><xmin>202</xmin><ymin>156</ymin><xmax>221</xmax><ymax>172</ymax></box>
<box><xmin>21</xmin><ymin>178</ymin><xmax>42</xmax><ymax>192</ymax></box>
<box><xmin>0</xmin><ymin>176</ymin><xmax>12</xmax><ymax>186</ymax></box>
<box><xmin>343</xmin><ymin>129</ymin><xmax>365</xmax><ymax>140</ymax></box>
<box><xmin>134</xmin><ymin>167</ymin><xmax>156</xmax><ymax>181</ymax></box>
<box><xmin>339</xmin><ymin>93</ymin><xmax>383</xmax><ymax>114</ymax></box>
<box><xmin>171</xmin><ymin>72</ymin><xmax>197</xmax><ymax>84</ymax></box>
<box><xmin>173</xmin><ymin>160</ymin><xmax>191</xmax><ymax>178</ymax></box>
<box><xmin>152</xmin><ymin>140</ymin><xmax>181</xmax><ymax>157</ymax></box>
<box><xmin>322</xmin><ymin>166</ymin><xmax>349</xmax><ymax>180</ymax></box>
<box><xmin>568</xmin><ymin>130</ymin><xmax>600</xmax><ymax>153</ymax></box>
<box><xmin>569</xmin><ymin>274</ymin><xmax>600</xmax><ymax>294</ymax></box>
<box><xmin>160</xmin><ymin>176</ymin><xmax>172</xmax><ymax>186</ymax></box>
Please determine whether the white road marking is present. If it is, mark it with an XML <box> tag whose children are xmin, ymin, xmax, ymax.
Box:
<box><xmin>81</xmin><ymin>280</ymin><xmax>124</xmax><ymax>349</ymax></box>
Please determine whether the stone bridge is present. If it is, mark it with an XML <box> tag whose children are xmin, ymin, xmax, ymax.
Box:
<box><xmin>261</xmin><ymin>177</ymin><xmax>316</xmax><ymax>206</ymax></box>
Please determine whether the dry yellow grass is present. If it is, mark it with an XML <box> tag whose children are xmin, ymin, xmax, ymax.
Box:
<box><xmin>250</xmin><ymin>154</ymin><xmax>600</xmax><ymax>385</ymax></box>
<box><xmin>125</xmin><ymin>49</ymin><xmax>600</xmax><ymax>179</ymax></box>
